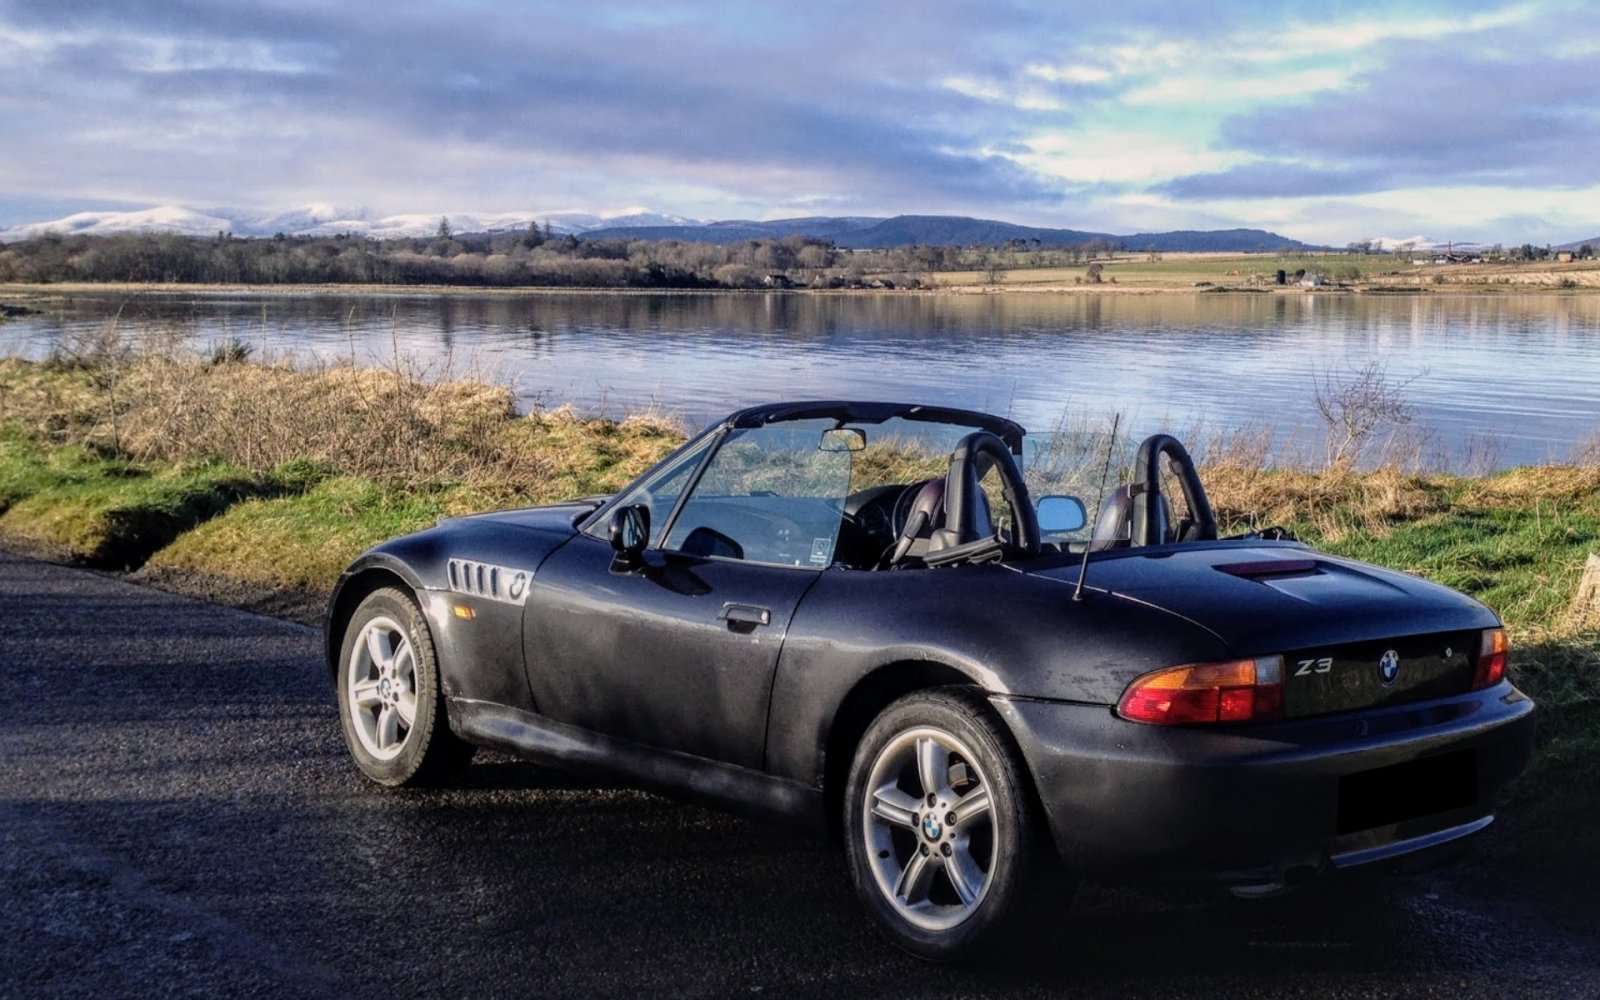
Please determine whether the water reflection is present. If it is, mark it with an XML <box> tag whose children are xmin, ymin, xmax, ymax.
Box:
<box><xmin>5</xmin><ymin>290</ymin><xmax>1599</xmax><ymax>468</ymax></box>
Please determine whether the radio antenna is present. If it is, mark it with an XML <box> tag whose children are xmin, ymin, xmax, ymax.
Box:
<box><xmin>1074</xmin><ymin>413</ymin><xmax>1120</xmax><ymax>602</ymax></box>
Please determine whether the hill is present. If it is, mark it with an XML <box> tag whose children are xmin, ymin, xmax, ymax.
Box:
<box><xmin>0</xmin><ymin>204</ymin><xmax>1316</xmax><ymax>252</ymax></box>
<box><xmin>582</xmin><ymin>214</ymin><xmax>1314</xmax><ymax>251</ymax></box>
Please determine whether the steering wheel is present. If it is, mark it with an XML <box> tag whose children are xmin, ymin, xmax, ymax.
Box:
<box><xmin>889</xmin><ymin>480</ymin><xmax>925</xmax><ymax>539</ymax></box>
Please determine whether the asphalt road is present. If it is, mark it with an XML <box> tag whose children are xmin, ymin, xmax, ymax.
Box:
<box><xmin>2</xmin><ymin>548</ymin><xmax>1596</xmax><ymax>999</ymax></box>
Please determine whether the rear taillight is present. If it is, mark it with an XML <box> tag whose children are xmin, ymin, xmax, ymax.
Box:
<box><xmin>1118</xmin><ymin>656</ymin><xmax>1284</xmax><ymax>725</ymax></box>
<box><xmin>1473</xmin><ymin>628</ymin><xmax>1509</xmax><ymax>689</ymax></box>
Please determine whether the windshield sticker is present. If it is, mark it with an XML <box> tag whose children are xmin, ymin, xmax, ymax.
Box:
<box><xmin>810</xmin><ymin>537</ymin><xmax>833</xmax><ymax>565</ymax></box>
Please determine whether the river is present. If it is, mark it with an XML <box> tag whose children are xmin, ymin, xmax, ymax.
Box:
<box><xmin>3</xmin><ymin>289</ymin><xmax>1598</xmax><ymax>469</ymax></box>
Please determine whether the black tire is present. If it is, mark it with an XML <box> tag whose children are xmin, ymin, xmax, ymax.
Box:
<box><xmin>335</xmin><ymin>587</ymin><xmax>475</xmax><ymax>786</ymax></box>
<box><xmin>842</xmin><ymin>687</ymin><xmax>1067</xmax><ymax>961</ymax></box>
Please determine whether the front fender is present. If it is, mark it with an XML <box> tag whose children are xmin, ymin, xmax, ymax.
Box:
<box><xmin>323</xmin><ymin>510</ymin><xmax>585</xmax><ymax>711</ymax></box>
<box><xmin>324</xmin><ymin>550</ymin><xmax>428</xmax><ymax>677</ymax></box>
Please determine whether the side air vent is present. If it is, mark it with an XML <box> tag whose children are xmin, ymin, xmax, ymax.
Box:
<box><xmin>446</xmin><ymin>558</ymin><xmax>532</xmax><ymax>606</ymax></box>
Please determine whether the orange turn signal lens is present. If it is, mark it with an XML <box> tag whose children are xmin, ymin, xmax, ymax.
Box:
<box><xmin>1118</xmin><ymin>656</ymin><xmax>1284</xmax><ymax>725</ymax></box>
<box><xmin>452</xmin><ymin>604</ymin><xmax>476</xmax><ymax>620</ymax></box>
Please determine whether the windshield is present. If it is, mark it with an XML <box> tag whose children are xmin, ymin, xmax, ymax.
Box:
<box><xmin>663</xmin><ymin>419</ymin><xmax>854</xmax><ymax>566</ymax></box>
<box><xmin>1023</xmin><ymin>420</ymin><xmax>1137</xmax><ymax>542</ymax></box>
<box><xmin>594</xmin><ymin>407</ymin><xmax>1141</xmax><ymax>566</ymax></box>
<box><xmin>841</xmin><ymin>416</ymin><xmax>993</xmax><ymax>494</ymax></box>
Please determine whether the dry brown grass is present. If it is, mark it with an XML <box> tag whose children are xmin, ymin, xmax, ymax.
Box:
<box><xmin>1569</xmin><ymin>431</ymin><xmax>1600</xmax><ymax>468</ymax></box>
<box><xmin>849</xmin><ymin>440</ymin><xmax>948</xmax><ymax>493</ymax></box>
<box><xmin>1568</xmin><ymin>555</ymin><xmax>1600</xmax><ymax>633</ymax></box>
<box><xmin>0</xmin><ymin>347</ymin><xmax>685</xmax><ymax>497</ymax></box>
<box><xmin>1202</xmin><ymin>463</ymin><xmax>1450</xmax><ymax>541</ymax></box>
<box><xmin>1460</xmin><ymin>465</ymin><xmax>1600</xmax><ymax>506</ymax></box>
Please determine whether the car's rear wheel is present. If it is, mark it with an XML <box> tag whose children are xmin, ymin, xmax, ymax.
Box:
<box><xmin>336</xmin><ymin>587</ymin><xmax>474</xmax><ymax>786</ymax></box>
<box><xmin>843</xmin><ymin>687</ymin><xmax>1063</xmax><ymax>961</ymax></box>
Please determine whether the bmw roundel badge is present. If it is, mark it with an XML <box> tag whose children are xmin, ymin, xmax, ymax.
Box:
<box><xmin>1378</xmin><ymin>649</ymin><xmax>1401</xmax><ymax>686</ymax></box>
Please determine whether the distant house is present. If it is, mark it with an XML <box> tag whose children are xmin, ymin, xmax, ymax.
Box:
<box><xmin>1556</xmin><ymin>251</ymin><xmax>1576</xmax><ymax>263</ymax></box>
<box><xmin>762</xmin><ymin>273</ymin><xmax>795</xmax><ymax>288</ymax></box>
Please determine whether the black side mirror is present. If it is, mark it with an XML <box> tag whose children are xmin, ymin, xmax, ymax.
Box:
<box><xmin>609</xmin><ymin>504</ymin><xmax>650</xmax><ymax>570</ymax></box>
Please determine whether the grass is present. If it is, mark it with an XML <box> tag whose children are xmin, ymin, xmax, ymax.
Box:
<box><xmin>1205</xmin><ymin>464</ymin><xmax>1600</xmax><ymax>629</ymax></box>
<box><xmin>0</xmin><ymin>346</ymin><xmax>681</xmax><ymax>584</ymax></box>
<box><xmin>0</xmin><ymin>351</ymin><xmax>681</xmax><ymax>495</ymax></box>
<box><xmin>0</xmin><ymin>428</ymin><xmax>279</xmax><ymax>568</ymax></box>
<box><xmin>0</xmin><ymin>383</ymin><xmax>645</xmax><ymax>597</ymax></box>
<box><xmin>1315</xmin><ymin>499</ymin><xmax>1600</xmax><ymax>626</ymax></box>
<box><xmin>144</xmin><ymin>476</ymin><xmax>498</xmax><ymax>591</ymax></box>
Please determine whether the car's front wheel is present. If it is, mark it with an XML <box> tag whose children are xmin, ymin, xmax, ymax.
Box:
<box><xmin>843</xmin><ymin>688</ymin><xmax>1064</xmax><ymax>961</ymax></box>
<box><xmin>336</xmin><ymin>587</ymin><xmax>474</xmax><ymax>786</ymax></box>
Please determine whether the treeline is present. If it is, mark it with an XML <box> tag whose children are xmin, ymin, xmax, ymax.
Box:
<box><xmin>0</xmin><ymin>230</ymin><xmax>839</xmax><ymax>288</ymax></box>
<box><xmin>0</xmin><ymin>228</ymin><xmax>1128</xmax><ymax>289</ymax></box>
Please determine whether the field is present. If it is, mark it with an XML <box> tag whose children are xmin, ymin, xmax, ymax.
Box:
<box><xmin>6</xmin><ymin>252</ymin><xmax>1600</xmax><ymax>304</ymax></box>
<box><xmin>923</xmin><ymin>251</ymin><xmax>1600</xmax><ymax>291</ymax></box>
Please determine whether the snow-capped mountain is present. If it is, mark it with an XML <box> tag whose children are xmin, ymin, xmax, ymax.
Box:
<box><xmin>0</xmin><ymin>206</ymin><xmax>239</xmax><ymax>241</ymax></box>
<box><xmin>246</xmin><ymin>203</ymin><xmax>364</xmax><ymax>234</ymax></box>
<box><xmin>0</xmin><ymin>204</ymin><xmax>701</xmax><ymax>242</ymax></box>
<box><xmin>0</xmin><ymin>202</ymin><xmax>1318</xmax><ymax>251</ymax></box>
<box><xmin>1363</xmin><ymin>235</ymin><xmax>1491</xmax><ymax>253</ymax></box>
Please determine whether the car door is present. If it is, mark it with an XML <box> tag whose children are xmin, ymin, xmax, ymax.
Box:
<box><xmin>520</xmin><ymin>417</ymin><xmax>849</xmax><ymax>770</ymax></box>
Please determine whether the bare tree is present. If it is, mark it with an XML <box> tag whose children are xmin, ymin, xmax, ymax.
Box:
<box><xmin>983</xmin><ymin>253</ymin><xmax>1006</xmax><ymax>284</ymax></box>
<box><xmin>1314</xmin><ymin>361</ymin><xmax>1423</xmax><ymax>467</ymax></box>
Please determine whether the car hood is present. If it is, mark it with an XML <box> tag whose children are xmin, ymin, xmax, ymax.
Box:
<box><xmin>1027</xmin><ymin>542</ymin><xmax>1498</xmax><ymax>657</ymax></box>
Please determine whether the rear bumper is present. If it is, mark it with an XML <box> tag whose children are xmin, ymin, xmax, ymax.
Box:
<box><xmin>992</xmin><ymin>683</ymin><xmax>1535</xmax><ymax>887</ymax></box>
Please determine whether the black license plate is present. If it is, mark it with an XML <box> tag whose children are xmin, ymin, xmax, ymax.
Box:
<box><xmin>1337</xmin><ymin>749</ymin><xmax>1477</xmax><ymax>835</ymax></box>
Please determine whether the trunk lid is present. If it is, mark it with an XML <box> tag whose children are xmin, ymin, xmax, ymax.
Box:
<box><xmin>1277</xmin><ymin>629</ymin><xmax>1479</xmax><ymax>718</ymax></box>
<box><xmin>1029</xmin><ymin>543</ymin><xmax>1497</xmax><ymax>716</ymax></box>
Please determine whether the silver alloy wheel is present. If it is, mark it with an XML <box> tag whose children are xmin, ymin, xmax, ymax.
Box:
<box><xmin>346</xmin><ymin>614</ymin><xmax>418</xmax><ymax>761</ymax></box>
<box><xmin>861</xmin><ymin>726</ymin><xmax>998</xmax><ymax>932</ymax></box>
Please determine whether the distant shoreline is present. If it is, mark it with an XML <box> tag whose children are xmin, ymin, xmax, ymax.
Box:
<box><xmin>3</xmin><ymin>278</ymin><xmax>1598</xmax><ymax>300</ymax></box>
<box><xmin>5</xmin><ymin>251</ymin><xmax>1598</xmax><ymax>299</ymax></box>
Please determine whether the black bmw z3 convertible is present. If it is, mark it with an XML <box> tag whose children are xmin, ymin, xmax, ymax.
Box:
<box><xmin>326</xmin><ymin>400</ymin><xmax>1535</xmax><ymax>960</ymax></box>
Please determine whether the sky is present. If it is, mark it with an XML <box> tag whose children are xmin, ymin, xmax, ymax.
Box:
<box><xmin>2</xmin><ymin>0</ymin><xmax>1598</xmax><ymax>244</ymax></box>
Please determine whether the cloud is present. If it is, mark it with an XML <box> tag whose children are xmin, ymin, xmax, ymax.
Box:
<box><xmin>0</xmin><ymin>0</ymin><xmax>1093</xmax><ymax>216</ymax></box>
<box><xmin>1161</xmin><ymin>10</ymin><xmax>1600</xmax><ymax>199</ymax></box>
<box><xmin>1158</xmin><ymin>164</ymin><xmax>1391</xmax><ymax>200</ymax></box>
<box><xmin>0</xmin><ymin>0</ymin><xmax>1597</xmax><ymax>243</ymax></box>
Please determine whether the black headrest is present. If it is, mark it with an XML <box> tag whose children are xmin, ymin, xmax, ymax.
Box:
<box><xmin>905</xmin><ymin>477</ymin><xmax>945</xmax><ymax>530</ymax></box>
<box><xmin>1090</xmin><ymin>485</ymin><xmax>1135</xmax><ymax>551</ymax></box>
<box><xmin>937</xmin><ymin>431</ymin><xmax>1039</xmax><ymax>557</ymax></box>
